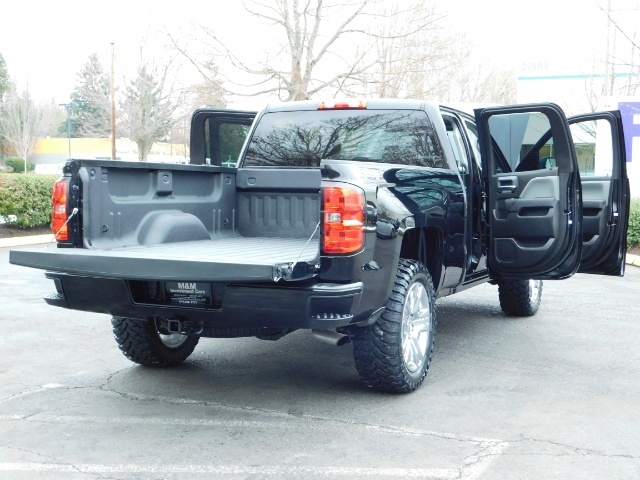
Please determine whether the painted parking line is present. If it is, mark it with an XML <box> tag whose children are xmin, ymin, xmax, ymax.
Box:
<box><xmin>0</xmin><ymin>463</ymin><xmax>456</xmax><ymax>478</ymax></box>
<box><xmin>0</xmin><ymin>447</ymin><xmax>511</xmax><ymax>479</ymax></box>
<box><xmin>0</xmin><ymin>413</ymin><xmax>509</xmax><ymax>479</ymax></box>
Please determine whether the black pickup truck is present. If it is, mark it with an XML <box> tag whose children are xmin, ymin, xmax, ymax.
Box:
<box><xmin>10</xmin><ymin>99</ymin><xmax>630</xmax><ymax>393</ymax></box>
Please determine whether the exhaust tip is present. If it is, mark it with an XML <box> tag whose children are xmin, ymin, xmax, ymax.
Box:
<box><xmin>311</xmin><ymin>329</ymin><xmax>351</xmax><ymax>347</ymax></box>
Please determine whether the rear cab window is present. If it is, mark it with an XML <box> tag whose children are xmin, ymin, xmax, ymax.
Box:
<box><xmin>242</xmin><ymin>109</ymin><xmax>446</xmax><ymax>168</ymax></box>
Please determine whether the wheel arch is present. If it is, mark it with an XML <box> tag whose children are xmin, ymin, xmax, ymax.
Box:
<box><xmin>399</xmin><ymin>226</ymin><xmax>443</xmax><ymax>292</ymax></box>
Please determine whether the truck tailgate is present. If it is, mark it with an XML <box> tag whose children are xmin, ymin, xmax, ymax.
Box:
<box><xmin>10</xmin><ymin>237</ymin><xmax>320</xmax><ymax>282</ymax></box>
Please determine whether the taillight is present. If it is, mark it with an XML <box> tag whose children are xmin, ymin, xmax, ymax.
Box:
<box><xmin>52</xmin><ymin>177</ymin><xmax>70</xmax><ymax>241</ymax></box>
<box><xmin>322</xmin><ymin>186</ymin><xmax>365</xmax><ymax>254</ymax></box>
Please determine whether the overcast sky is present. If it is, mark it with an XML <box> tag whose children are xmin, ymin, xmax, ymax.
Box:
<box><xmin>0</xmin><ymin>0</ymin><xmax>615</xmax><ymax>107</ymax></box>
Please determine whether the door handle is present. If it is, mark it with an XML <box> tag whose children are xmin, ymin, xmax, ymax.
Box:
<box><xmin>497</xmin><ymin>176</ymin><xmax>518</xmax><ymax>194</ymax></box>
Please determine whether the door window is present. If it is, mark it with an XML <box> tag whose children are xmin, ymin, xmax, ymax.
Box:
<box><xmin>442</xmin><ymin>115</ymin><xmax>469</xmax><ymax>174</ymax></box>
<box><xmin>489</xmin><ymin>112</ymin><xmax>555</xmax><ymax>173</ymax></box>
<box><xmin>569</xmin><ymin>119</ymin><xmax>613</xmax><ymax>177</ymax></box>
<box><xmin>463</xmin><ymin>120</ymin><xmax>482</xmax><ymax>172</ymax></box>
<box><xmin>204</xmin><ymin>118</ymin><xmax>251</xmax><ymax>166</ymax></box>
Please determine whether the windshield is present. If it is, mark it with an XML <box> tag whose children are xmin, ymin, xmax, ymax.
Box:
<box><xmin>243</xmin><ymin>109</ymin><xmax>446</xmax><ymax>168</ymax></box>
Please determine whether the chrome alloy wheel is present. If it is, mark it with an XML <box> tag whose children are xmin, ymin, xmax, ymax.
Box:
<box><xmin>529</xmin><ymin>279</ymin><xmax>542</xmax><ymax>305</ymax></box>
<box><xmin>400</xmin><ymin>282</ymin><xmax>432</xmax><ymax>374</ymax></box>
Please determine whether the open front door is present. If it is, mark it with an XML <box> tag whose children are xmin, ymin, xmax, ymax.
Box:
<box><xmin>189</xmin><ymin>109</ymin><xmax>256</xmax><ymax>166</ymax></box>
<box><xmin>567</xmin><ymin>112</ymin><xmax>629</xmax><ymax>275</ymax></box>
<box><xmin>475</xmin><ymin>103</ymin><xmax>582</xmax><ymax>280</ymax></box>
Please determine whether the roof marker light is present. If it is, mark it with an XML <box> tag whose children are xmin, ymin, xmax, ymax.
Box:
<box><xmin>318</xmin><ymin>99</ymin><xmax>367</xmax><ymax>110</ymax></box>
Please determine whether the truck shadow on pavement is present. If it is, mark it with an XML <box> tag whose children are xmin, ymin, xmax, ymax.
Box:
<box><xmin>102</xmin><ymin>292</ymin><xmax>522</xmax><ymax>404</ymax></box>
<box><xmin>105</xmin><ymin>331</ymin><xmax>369</xmax><ymax>404</ymax></box>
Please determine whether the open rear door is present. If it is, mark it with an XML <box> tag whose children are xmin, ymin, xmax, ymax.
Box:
<box><xmin>566</xmin><ymin>112</ymin><xmax>628</xmax><ymax>275</ymax></box>
<box><xmin>475</xmin><ymin>103</ymin><xmax>582</xmax><ymax>280</ymax></box>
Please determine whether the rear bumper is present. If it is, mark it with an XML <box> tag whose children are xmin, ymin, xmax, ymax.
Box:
<box><xmin>45</xmin><ymin>273</ymin><xmax>366</xmax><ymax>330</ymax></box>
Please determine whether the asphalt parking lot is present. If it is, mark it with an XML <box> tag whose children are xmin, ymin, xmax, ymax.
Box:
<box><xmin>1</xmin><ymin>244</ymin><xmax>639</xmax><ymax>479</ymax></box>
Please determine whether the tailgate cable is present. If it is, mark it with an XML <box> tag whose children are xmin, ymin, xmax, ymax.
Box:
<box><xmin>289</xmin><ymin>221</ymin><xmax>321</xmax><ymax>274</ymax></box>
<box><xmin>46</xmin><ymin>208</ymin><xmax>79</xmax><ymax>248</ymax></box>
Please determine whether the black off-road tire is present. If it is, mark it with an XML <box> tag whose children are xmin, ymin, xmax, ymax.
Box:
<box><xmin>111</xmin><ymin>317</ymin><xmax>199</xmax><ymax>366</ymax></box>
<box><xmin>498</xmin><ymin>279</ymin><xmax>543</xmax><ymax>317</ymax></box>
<box><xmin>352</xmin><ymin>259</ymin><xmax>436</xmax><ymax>393</ymax></box>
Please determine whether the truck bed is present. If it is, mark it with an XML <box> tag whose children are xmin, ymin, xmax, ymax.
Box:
<box><xmin>10</xmin><ymin>236</ymin><xmax>320</xmax><ymax>282</ymax></box>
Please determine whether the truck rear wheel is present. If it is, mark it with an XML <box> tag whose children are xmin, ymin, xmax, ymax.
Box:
<box><xmin>498</xmin><ymin>279</ymin><xmax>543</xmax><ymax>317</ymax></box>
<box><xmin>111</xmin><ymin>317</ymin><xmax>199</xmax><ymax>366</ymax></box>
<box><xmin>352</xmin><ymin>259</ymin><xmax>436</xmax><ymax>393</ymax></box>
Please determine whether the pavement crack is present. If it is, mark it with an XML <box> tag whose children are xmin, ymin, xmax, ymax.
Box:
<box><xmin>0</xmin><ymin>387</ymin><xmax>46</xmax><ymax>405</ymax></box>
<box><xmin>456</xmin><ymin>441</ymin><xmax>511</xmax><ymax>480</ymax></box>
<box><xmin>504</xmin><ymin>436</ymin><xmax>637</xmax><ymax>459</ymax></box>
<box><xmin>0</xmin><ymin>443</ymin><xmax>54</xmax><ymax>462</ymax></box>
<box><xmin>99</xmin><ymin>386</ymin><xmax>500</xmax><ymax>444</ymax></box>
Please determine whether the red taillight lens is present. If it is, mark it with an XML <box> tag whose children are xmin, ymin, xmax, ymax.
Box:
<box><xmin>52</xmin><ymin>177</ymin><xmax>70</xmax><ymax>241</ymax></box>
<box><xmin>322</xmin><ymin>186</ymin><xmax>365</xmax><ymax>254</ymax></box>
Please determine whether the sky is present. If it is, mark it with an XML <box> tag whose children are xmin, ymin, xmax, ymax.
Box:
<box><xmin>0</xmin><ymin>0</ymin><xmax>617</xmax><ymax>108</ymax></box>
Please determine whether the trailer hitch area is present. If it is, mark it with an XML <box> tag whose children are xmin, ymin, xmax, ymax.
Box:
<box><xmin>273</xmin><ymin>261</ymin><xmax>321</xmax><ymax>282</ymax></box>
<box><xmin>158</xmin><ymin>318</ymin><xmax>204</xmax><ymax>335</ymax></box>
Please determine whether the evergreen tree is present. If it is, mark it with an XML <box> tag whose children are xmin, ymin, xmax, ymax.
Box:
<box><xmin>60</xmin><ymin>53</ymin><xmax>111</xmax><ymax>138</ymax></box>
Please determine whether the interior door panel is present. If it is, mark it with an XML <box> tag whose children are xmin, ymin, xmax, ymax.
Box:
<box><xmin>491</xmin><ymin>173</ymin><xmax>562</xmax><ymax>268</ymax></box>
<box><xmin>580</xmin><ymin>180</ymin><xmax>611</xmax><ymax>260</ymax></box>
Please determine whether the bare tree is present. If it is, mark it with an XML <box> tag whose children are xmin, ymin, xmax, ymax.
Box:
<box><xmin>0</xmin><ymin>52</ymin><xmax>10</xmax><ymax>163</ymax></box>
<box><xmin>577</xmin><ymin>1</ymin><xmax>640</xmax><ymax>113</ymax></box>
<box><xmin>0</xmin><ymin>87</ymin><xmax>43</xmax><ymax>171</ymax></box>
<box><xmin>0</xmin><ymin>53</ymin><xmax>8</xmax><ymax>103</ymax></box>
<box><xmin>356</xmin><ymin>0</ymin><xmax>458</xmax><ymax>99</ymax></box>
<box><xmin>353</xmin><ymin>0</ymin><xmax>517</xmax><ymax>104</ymax></box>
<box><xmin>120</xmin><ymin>58</ymin><xmax>183</xmax><ymax>161</ymax></box>
<box><xmin>35</xmin><ymin>98</ymin><xmax>65</xmax><ymax>138</ymax></box>
<box><xmin>189</xmin><ymin>60</ymin><xmax>228</xmax><ymax>109</ymax></box>
<box><xmin>444</xmin><ymin>66</ymin><xmax>517</xmax><ymax>104</ymax></box>
<box><xmin>595</xmin><ymin>1</ymin><xmax>640</xmax><ymax>97</ymax></box>
<box><xmin>172</xmin><ymin>0</ymin><xmax>409</xmax><ymax>101</ymax></box>
<box><xmin>173</xmin><ymin>0</ymin><xmax>512</xmax><ymax>106</ymax></box>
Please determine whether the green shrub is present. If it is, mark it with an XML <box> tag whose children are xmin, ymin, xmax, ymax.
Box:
<box><xmin>4</xmin><ymin>157</ymin><xmax>34</xmax><ymax>173</ymax></box>
<box><xmin>628</xmin><ymin>198</ymin><xmax>640</xmax><ymax>249</ymax></box>
<box><xmin>0</xmin><ymin>173</ymin><xmax>58</xmax><ymax>228</ymax></box>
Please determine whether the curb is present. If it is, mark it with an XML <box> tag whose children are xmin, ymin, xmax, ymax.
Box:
<box><xmin>0</xmin><ymin>234</ymin><xmax>55</xmax><ymax>248</ymax></box>
<box><xmin>3</xmin><ymin>234</ymin><xmax>640</xmax><ymax>268</ymax></box>
<box><xmin>628</xmin><ymin>253</ymin><xmax>640</xmax><ymax>268</ymax></box>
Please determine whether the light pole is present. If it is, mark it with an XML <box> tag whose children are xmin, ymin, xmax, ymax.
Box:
<box><xmin>59</xmin><ymin>103</ymin><xmax>71</xmax><ymax>158</ymax></box>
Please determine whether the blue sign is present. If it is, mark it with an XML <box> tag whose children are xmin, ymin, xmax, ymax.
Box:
<box><xmin>618</xmin><ymin>101</ymin><xmax>640</xmax><ymax>163</ymax></box>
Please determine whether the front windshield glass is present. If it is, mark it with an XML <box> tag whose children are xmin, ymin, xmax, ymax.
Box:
<box><xmin>243</xmin><ymin>109</ymin><xmax>446</xmax><ymax>168</ymax></box>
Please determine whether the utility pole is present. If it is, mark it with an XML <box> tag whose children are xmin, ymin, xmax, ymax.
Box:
<box><xmin>111</xmin><ymin>42</ymin><xmax>117</xmax><ymax>160</ymax></box>
<box><xmin>603</xmin><ymin>0</ymin><xmax>613</xmax><ymax>96</ymax></box>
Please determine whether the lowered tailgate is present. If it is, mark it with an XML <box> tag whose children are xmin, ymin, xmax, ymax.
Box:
<box><xmin>10</xmin><ymin>236</ymin><xmax>320</xmax><ymax>282</ymax></box>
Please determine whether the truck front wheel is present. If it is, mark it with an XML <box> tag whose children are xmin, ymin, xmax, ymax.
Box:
<box><xmin>352</xmin><ymin>259</ymin><xmax>436</xmax><ymax>393</ymax></box>
<box><xmin>498</xmin><ymin>279</ymin><xmax>543</xmax><ymax>317</ymax></box>
<box><xmin>111</xmin><ymin>317</ymin><xmax>199</xmax><ymax>366</ymax></box>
